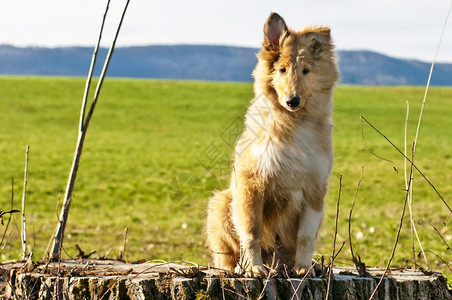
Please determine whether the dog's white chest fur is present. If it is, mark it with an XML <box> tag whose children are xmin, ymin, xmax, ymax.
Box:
<box><xmin>251</xmin><ymin>121</ymin><xmax>332</xmax><ymax>186</ymax></box>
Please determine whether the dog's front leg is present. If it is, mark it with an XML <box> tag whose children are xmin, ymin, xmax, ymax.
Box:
<box><xmin>293</xmin><ymin>205</ymin><xmax>324</xmax><ymax>276</ymax></box>
<box><xmin>231</xmin><ymin>185</ymin><xmax>268</xmax><ymax>278</ymax></box>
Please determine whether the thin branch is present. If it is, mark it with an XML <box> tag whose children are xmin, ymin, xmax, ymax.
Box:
<box><xmin>407</xmin><ymin>0</ymin><xmax>452</xmax><ymax>269</ymax></box>
<box><xmin>360</xmin><ymin>117</ymin><xmax>394</xmax><ymax>166</ymax></box>
<box><xmin>348</xmin><ymin>166</ymin><xmax>363</xmax><ymax>266</ymax></box>
<box><xmin>289</xmin><ymin>262</ymin><xmax>317</xmax><ymax>300</ymax></box>
<box><xmin>413</xmin><ymin>0</ymin><xmax>452</xmax><ymax>152</ymax></box>
<box><xmin>360</xmin><ymin>116</ymin><xmax>451</xmax><ymax>214</ymax></box>
<box><xmin>84</xmin><ymin>0</ymin><xmax>131</xmax><ymax>131</ymax></box>
<box><xmin>257</xmin><ymin>253</ymin><xmax>276</xmax><ymax>300</ymax></box>
<box><xmin>369</xmin><ymin>142</ymin><xmax>415</xmax><ymax>299</ymax></box>
<box><xmin>0</xmin><ymin>210</ymin><xmax>20</xmax><ymax>226</ymax></box>
<box><xmin>75</xmin><ymin>244</ymin><xmax>96</xmax><ymax>259</ymax></box>
<box><xmin>50</xmin><ymin>0</ymin><xmax>112</xmax><ymax>260</ymax></box>
<box><xmin>326</xmin><ymin>174</ymin><xmax>342</xmax><ymax>300</ymax></box>
<box><xmin>117</xmin><ymin>227</ymin><xmax>128</xmax><ymax>261</ymax></box>
<box><xmin>333</xmin><ymin>241</ymin><xmax>345</xmax><ymax>260</ymax></box>
<box><xmin>430</xmin><ymin>223</ymin><xmax>451</xmax><ymax>251</ymax></box>
<box><xmin>0</xmin><ymin>179</ymin><xmax>15</xmax><ymax>252</ymax></box>
<box><xmin>424</xmin><ymin>250</ymin><xmax>452</xmax><ymax>272</ymax></box>
<box><xmin>404</xmin><ymin>101</ymin><xmax>429</xmax><ymax>269</ymax></box>
<box><xmin>80</xmin><ymin>0</ymin><xmax>111</xmax><ymax>132</ymax></box>
<box><xmin>404</xmin><ymin>100</ymin><xmax>417</xmax><ymax>268</ymax></box>
<box><xmin>21</xmin><ymin>145</ymin><xmax>29</xmax><ymax>260</ymax></box>
<box><xmin>50</xmin><ymin>0</ymin><xmax>131</xmax><ymax>260</ymax></box>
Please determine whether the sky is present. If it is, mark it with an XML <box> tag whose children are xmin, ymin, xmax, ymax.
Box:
<box><xmin>2</xmin><ymin>0</ymin><xmax>452</xmax><ymax>63</ymax></box>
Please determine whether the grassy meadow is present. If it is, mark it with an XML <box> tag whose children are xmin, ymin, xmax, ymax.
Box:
<box><xmin>0</xmin><ymin>77</ymin><xmax>450</xmax><ymax>280</ymax></box>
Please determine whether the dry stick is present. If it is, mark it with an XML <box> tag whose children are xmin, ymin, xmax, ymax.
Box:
<box><xmin>257</xmin><ymin>269</ymin><xmax>273</xmax><ymax>300</ymax></box>
<box><xmin>21</xmin><ymin>145</ymin><xmax>29</xmax><ymax>260</ymax></box>
<box><xmin>285</xmin><ymin>265</ymin><xmax>299</xmax><ymax>299</ymax></box>
<box><xmin>360</xmin><ymin>116</ymin><xmax>451</xmax><ymax>214</ymax></box>
<box><xmin>50</xmin><ymin>0</ymin><xmax>130</xmax><ymax>260</ymax></box>
<box><xmin>0</xmin><ymin>179</ymin><xmax>14</xmax><ymax>253</ymax></box>
<box><xmin>430</xmin><ymin>223</ymin><xmax>451</xmax><ymax>251</ymax></box>
<box><xmin>333</xmin><ymin>242</ymin><xmax>345</xmax><ymax>261</ymax></box>
<box><xmin>50</xmin><ymin>0</ymin><xmax>111</xmax><ymax>261</ymax></box>
<box><xmin>404</xmin><ymin>101</ymin><xmax>429</xmax><ymax>269</ymax></box>
<box><xmin>413</xmin><ymin>0</ymin><xmax>452</xmax><ymax>153</ymax></box>
<box><xmin>0</xmin><ymin>180</ymin><xmax>19</xmax><ymax>298</ymax></box>
<box><xmin>42</xmin><ymin>193</ymin><xmax>63</xmax><ymax>261</ymax></box>
<box><xmin>290</xmin><ymin>262</ymin><xmax>317</xmax><ymax>300</ymax></box>
<box><xmin>404</xmin><ymin>100</ymin><xmax>415</xmax><ymax>267</ymax></box>
<box><xmin>118</xmin><ymin>227</ymin><xmax>128</xmax><ymax>261</ymax></box>
<box><xmin>257</xmin><ymin>253</ymin><xmax>278</xmax><ymax>300</ymax></box>
<box><xmin>407</xmin><ymin>0</ymin><xmax>452</xmax><ymax>270</ymax></box>
<box><xmin>369</xmin><ymin>142</ymin><xmax>415</xmax><ymax>300</ymax></box>
<box><xmin>325</xmin><ymin>174</ymin><xmax>342</xmax><ymax>300</ymax></box>
<box><xmin>79</xmin><ymin>0</ymin><xmax>111</xmax><ymax>132</ymax></box>
<box><xmin>424</xmin><ymin>250</ymin><xmax>452</xmax><ymax>272</ymax></box>
<box><xmin>348</xmin><ymin>166</ymin><xmax>363</xmax><ymax>268</ymax></box>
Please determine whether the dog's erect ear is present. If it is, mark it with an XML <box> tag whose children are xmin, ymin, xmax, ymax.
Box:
<box><xmin>307</xmin><ymin>27</ymin><xmax>332</xmax><ymax>58</ymax></box>
<box><xmin>263</xmin><ymin>13</ymin><xmax>288</xmax><ymax>49</ymax></box>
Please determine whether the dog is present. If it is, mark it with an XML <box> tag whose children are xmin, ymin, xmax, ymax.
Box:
<box><xmin>206</xmin><ymin>12</ymin><xmax>339</xmax><ymax>277</ymax></box>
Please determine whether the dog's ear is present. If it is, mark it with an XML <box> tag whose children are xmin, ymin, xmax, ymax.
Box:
<box><xmin>263</xmin><ymin>13</ymin><xmax>288</xmax><ymax>49</ymax></box>
<box><xmin>307</xmin><ymin>27</ymin><xmax>332</xmax><ymax>58</ymax></box>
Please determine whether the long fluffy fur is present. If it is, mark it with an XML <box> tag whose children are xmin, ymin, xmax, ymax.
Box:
<box><xmin>206</xmin><ymin>13</ymin><xmax>340</xmax><ymax>277</ymax></box>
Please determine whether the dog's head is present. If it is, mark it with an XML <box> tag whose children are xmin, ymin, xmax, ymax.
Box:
<box><xmin>254</xmin><ymin>13</ymin><xmax>339</xmax><ymax>114</ymax></box>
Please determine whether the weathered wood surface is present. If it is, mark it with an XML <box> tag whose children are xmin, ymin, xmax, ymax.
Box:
<box><xmin>1</xmin><ymin>259</ymin><xmax>450</xmax><ymax>299</ymax></box>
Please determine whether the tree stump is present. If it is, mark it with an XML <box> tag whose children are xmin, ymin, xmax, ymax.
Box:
<box><xmin>1</xmin><ymin>260</ymin><xmax>450</xmax><ymax>299</ymax></box>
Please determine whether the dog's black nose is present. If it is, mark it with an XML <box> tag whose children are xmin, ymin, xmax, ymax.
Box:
<box><xmin>286</xmin><ymin>96</ymin><xmax>300</xmax><ymax>109</ymax></box>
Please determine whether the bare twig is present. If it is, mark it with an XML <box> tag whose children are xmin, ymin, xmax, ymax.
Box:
<box><xmin>21</xmin><ymin>145</ymin><xmax>29</xmax><ymax>260</ymax></box>
<box><xmin>369</xmin><ymin>142</ymin><xmax>415</xmax><ymax>299</ymax></box>
<box><xmin>355</xmin><ymin>254</ymin><xmax>371</xmax><ymax>278</ymax></box>
<box><xmin>43</xmin><ymin>194</ymin><xmax>62</xmax><ymax>261</ymax></box>
<box><xmin>117</xmin><ymin>227</ymin><xmax>128</xmax><ymax>261</ymax></box>
<box><xmin>404</xmin><ymin>100</ymin><xmax>417</xmax><ymax>268</ymax></box>
<box><xmin>360</xmin><ymin>116</ymin><xmax>451</xmax><ymax>214</ymax></box>
<box><xmin>413</xmin><ymin>0</ymin><xmax>452</xmax><ymax>153</ymax></box>
<box><xmin>79</xmin><ymin>0</ymin><xmax>111</xmax><ymax>132</ymax></box>
<box><xmin>50</xmin><ymin>0</ymin><xmax>131</xmax><ymax>260</ymax></box>
<box><xmin>348</xmin><ymin>166</ymin><xmax>363</xmax><ymax>267</ymax></box>
<box><xmin>285</xmin><ymin>265</ymin><xmax>299</xmax><ymax>299</ymax></box>
<box><xmin>326</xmin><ymin>174</ymin><xmax>342</xmax><ymax>300</ymax></box>
<box><xmin>404</xmin><ymin>101</ymin><xmax>429</xmax><ymax>269</ymax></box>
<box><xmin>333</xmin><ymin>241</ymin><xmax>345</xmax><ymax>261</ymax></box>
<box><xmin>360</xmin><ymin>117</ymin><xmax>395</xmax><ymax>166</ymax></box>
<box><xmin>407</xmin><ymin>0</ymin><xmax>452</xmax><ymax>270</ymax></box>
<box><xmin>424</xmin><ymin>250</ymin><xmax>452</xmax><ymax>272</ymax></box>
<box><xmin>50</xmin><ymin>0</ymin><xmax>112</xmax><ymax>261</ymax></box>
<box><xmin>257</xmin><ymin>253</ymin><xmax>276</xmax><ymax>300</ymax></box>
<box><xmin>0</xmin><ymin>179</ymin><xmax>18</xmax><ymax>254</ymax></box>
<box><xmin>361</xmin><ymin>2</ymin><xmax>452</xmax><ymax>220</ymax></box>
<box><xmin>430</xmin><ymin>223</ymin><xmax>451</xmax><ymax>251</ymax></box>
<box><xmin>75</xmin><ymin>244</ymin><xmax>96</xmax><ymax>259</ymax></box>
<box><xmin>0</xmin><ymin>210</ymin><xmax>20</xmax><ymax>226</ymax></box>
<box><xmin>290</xmin><ymin>262</ymin><xmax>317</xmax><ymax>300</ymax></box>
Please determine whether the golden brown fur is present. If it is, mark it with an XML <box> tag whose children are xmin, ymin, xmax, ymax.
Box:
<box><xmin>206</xmin><ymin>13</ymin><xmax>340</xmax><ymax>277</ymax></box>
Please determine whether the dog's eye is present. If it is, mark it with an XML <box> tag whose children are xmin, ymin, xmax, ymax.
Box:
<box><xmin>279</xmin><ymin>67</ymin><xmax>286</xmax><ymax>74</ymax></box>
<box><xmin>302</xmin><ymin>68</ymin><xmax>310</xmax><ymax>75</ymax></box>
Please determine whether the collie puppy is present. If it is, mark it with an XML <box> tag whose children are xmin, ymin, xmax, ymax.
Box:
<box><xmin>206</xmin><ymin>12</ymin><xmax>339</xmax><ymax>277</ymax></box>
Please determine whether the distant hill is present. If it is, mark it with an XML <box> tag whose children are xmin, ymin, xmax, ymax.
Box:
<box><xmin>0</xmin><ymin>44</ymin><xmax>451</xmax><ymax>85</ymax></box>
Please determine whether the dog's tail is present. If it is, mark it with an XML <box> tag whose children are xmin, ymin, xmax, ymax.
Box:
<box><xmin>206</xmin><ymin>190</ymin><xmax>239</xmax><ymax>270</ymax></box>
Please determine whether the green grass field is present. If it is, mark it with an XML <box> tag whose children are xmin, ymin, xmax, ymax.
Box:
<box><xmin>0</xmin><ymin>77</ymin><xmax>450</xmax><ymax>281</ymax></box>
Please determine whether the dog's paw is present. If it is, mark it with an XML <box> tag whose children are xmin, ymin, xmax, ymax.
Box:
<box><xmin>294</xmin><ymin>263</ymin><xmax>315</xmax><ymax>278</ymax></box>
<box><xmin>236</xmin><ymin>264</ymin><xmax>268</xmax><ymax>278</ymax></box>
<box><xmin>247</xmin><ymin>265</ymin><xmax>268</xmax><ymax>278</ymax></box>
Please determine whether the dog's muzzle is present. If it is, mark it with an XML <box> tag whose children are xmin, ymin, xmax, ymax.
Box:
<box><xmin>286</xmin><ymin>96</ymin><xmax>301</xmax><ymax>109</ymax></box>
